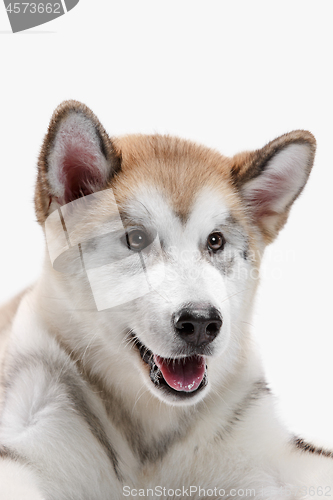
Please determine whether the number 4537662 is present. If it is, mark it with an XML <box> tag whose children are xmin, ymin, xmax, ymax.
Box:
<box><xmin>6</xmin><ymin>3</ymin><xmax>61</xmax><ymax>14</ymax></box>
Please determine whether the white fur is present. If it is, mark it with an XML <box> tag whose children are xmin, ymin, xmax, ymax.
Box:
<box><xmin>0</xmin><ymin>459</ymin><xmax>45</xmax><ymax>500</ymax></box>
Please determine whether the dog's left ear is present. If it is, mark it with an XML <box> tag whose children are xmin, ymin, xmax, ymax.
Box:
<box><xmin>231</xmin><ymin>131</ymin><xmax>316</xmax><ymax>243</ymax></box>
<box><xmin>35</xmin><ymin>100</ymin><xmax>121</xmax><ymax>224</ymax></box>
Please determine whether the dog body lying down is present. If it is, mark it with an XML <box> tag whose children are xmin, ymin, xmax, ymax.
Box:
<box><xmin>0</xmin><ymin>101</ymin><xmax>332</xmax><ymax>499</ymax></box>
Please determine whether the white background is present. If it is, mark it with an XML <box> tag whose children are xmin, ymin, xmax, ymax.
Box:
<box><xmin>0</xmin><ymin>2</ymin><xmax>332</xmax><ymax>447</ymax></box>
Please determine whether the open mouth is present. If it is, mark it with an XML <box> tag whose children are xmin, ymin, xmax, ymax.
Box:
<box><xmin>132</xmin><ymin>335</ymin><xmax>208</xmax><ymax>400</ymax></box>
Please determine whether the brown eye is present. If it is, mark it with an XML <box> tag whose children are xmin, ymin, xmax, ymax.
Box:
<box><xmin>207</xmin><ymin>232</ymin><xmax>225</xmax><ymax>252</ymax></box>
<box><xmin>126</xmin><ymin>230</ymin><xmax>149</xmax><ymax>251</ymax></box>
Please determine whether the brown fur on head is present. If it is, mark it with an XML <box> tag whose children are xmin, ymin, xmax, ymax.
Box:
<box><xmin>35</xmin><ymin>100</ymin><xmax>316</xmax><ymax>246</ymax></box>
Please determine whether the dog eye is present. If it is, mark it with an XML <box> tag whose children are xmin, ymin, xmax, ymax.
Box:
<box><xmin>125</xmin><ymin>229</ymin><xmax>149</xmax><ymax>252</ymax></box>
<box><xmin>207</xmin><ymin>232</ymin><xmax>225</xmax><ymax>252</ymax></box>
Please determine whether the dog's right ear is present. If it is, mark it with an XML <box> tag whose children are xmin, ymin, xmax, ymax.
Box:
<box><xmin>35</xmin><ymin>100</ymin><xmax>121</xmax><ymax>224</ymax></box>
<box><xmin>231</xmin><ymin>130</ymin><xmax>316</xmax><ymax>244</ymax></box>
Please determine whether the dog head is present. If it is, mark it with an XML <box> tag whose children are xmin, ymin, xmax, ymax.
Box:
<box><xmin>35</xmin><ymin>101</ymin><xmax>316</xmax><ymax>406</ymax></box>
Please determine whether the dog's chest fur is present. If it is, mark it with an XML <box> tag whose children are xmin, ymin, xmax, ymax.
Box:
<box><xmin>0</xmin><ymin>289</ymin><xmax>297</xmax><ymax>499</ymax></box>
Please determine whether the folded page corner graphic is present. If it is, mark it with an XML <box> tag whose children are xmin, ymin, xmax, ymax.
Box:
<box><xmin>64</xmin><ymin>0</ymin><xmax>79</xmax><ymax>12</ymax></box>
<box><xmin>3</xmin><ymin>0</ymin><xmax>80</xmax><ymax>33</ymax></box>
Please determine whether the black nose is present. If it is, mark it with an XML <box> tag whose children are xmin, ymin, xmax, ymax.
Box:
<box><xmin>173</xmin><ymin>306</ymin><xmax>222</xmax><ymax>347</ymax></box>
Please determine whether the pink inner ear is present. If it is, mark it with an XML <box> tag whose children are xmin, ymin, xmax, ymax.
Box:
<box><xmin>245</xmin><ymin>171</ymin><xmax>292</xmax><ymax>219</ymax></box>
<box><xmin>59</xmin><ymin>145</ymin><xmax>104</xmax><ymax>205</ymax></box>
<box><xmin>243</xmin><ymin>143</ymin><xmax>311</xmax><ymax>222</ymax></box>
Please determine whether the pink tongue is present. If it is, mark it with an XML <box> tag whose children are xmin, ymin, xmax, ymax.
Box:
<box><xmin>154</xmin><ymin>355</ymin><xmax>206</xmax><ymax>392</ymax></box>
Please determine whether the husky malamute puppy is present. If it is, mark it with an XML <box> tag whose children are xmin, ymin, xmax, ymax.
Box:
<box><xmin>0</xmin><ymin>101</ymin><xmax>332</xmax><ymax>499</ymax></box>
